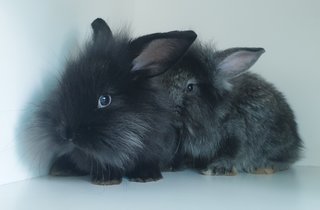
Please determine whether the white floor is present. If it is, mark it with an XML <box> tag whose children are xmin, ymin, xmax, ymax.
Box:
<box><xmin>1</xmin><ymin>166</ymin><xmax>319</xmax><ymax>210</ymax></box>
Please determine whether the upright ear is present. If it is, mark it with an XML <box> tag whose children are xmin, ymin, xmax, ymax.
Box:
<box><xmin>129</xmin><ymin>30</ymin><xmax>197</xmax><ymax>77</ymax></box>
<box><xmin>91</xmin><ymin>18</ymin><xmax>113</xmax><ymax>44</ymax></box>
<box><xmin>216</xmin><ymin>47</ymin><xmax>265</xmax><ymax>79</ymax></box>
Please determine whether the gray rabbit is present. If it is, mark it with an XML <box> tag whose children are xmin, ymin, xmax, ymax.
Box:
<box><xmin>159</xmin><ymin>42</ymin><xmax>303</xmax><ymax>175</ymax></box>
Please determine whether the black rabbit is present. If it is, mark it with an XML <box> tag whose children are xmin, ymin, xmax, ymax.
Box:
<box><xmin>29</xmin><ymin>18</ymin><xmax>196</xmax><ymax>184</ymax></box>
<box><xmin>159</xmin><ymin>42</ymin><xmax>303</xmax><ymax>175</ymax></box>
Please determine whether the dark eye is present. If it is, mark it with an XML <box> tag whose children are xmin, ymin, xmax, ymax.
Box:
<box><xmin>187</xmin><ymin>84</ymin><xmax>194</xmax><ymax>92</ymax></box>
<box><xmin>98</xmin><ymin>95</ymin><xmax>112</xmax><ymax>108</ymax></box>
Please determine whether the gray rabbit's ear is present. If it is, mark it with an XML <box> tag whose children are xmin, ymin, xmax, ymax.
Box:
<box><xmin>91</xmin><ymin>18</ymin><xmax>113</xmax><ymax>43</ymax></box>
<box><xmin>216</xmin><ymin>48</ymin><xmax>265</xmax><ymax>79</ymax></box>
<box><xmin>130</xmin><ymin>30</ymin><xmax>197</xmax><ymax>77</ymax></box>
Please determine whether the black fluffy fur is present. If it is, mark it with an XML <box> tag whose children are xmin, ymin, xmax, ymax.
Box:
<box><xmin>159</xmin><ymin>42</ymin><xmax>303</xmax><ymax>175</ymax></box>
<box><xmin>31</xmin><ymin>18</ymin><xmax>196</xmax><ymax>184</ymax></box>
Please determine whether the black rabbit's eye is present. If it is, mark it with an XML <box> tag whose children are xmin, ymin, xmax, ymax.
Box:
<box><xmin>98</xmin><ymin>95</ymin><xmax>112</xmax><ymax>108</ymax></box>
<box><xmin>187</xmin><ymin>84</ymin><xmax>194</xmax><ymax>92</ymax></box>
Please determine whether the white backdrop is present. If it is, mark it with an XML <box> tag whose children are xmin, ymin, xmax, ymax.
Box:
<box><xmin>0</xmin><ymin>0</ymin><xmax>319</xmax><ymax>185</ymax></box>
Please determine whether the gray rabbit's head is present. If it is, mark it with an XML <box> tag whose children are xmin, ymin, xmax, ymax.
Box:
<box><xmin>161</xmin><ymin>43</ymin><xmax>265</xmax><ymax>129</ymax></box>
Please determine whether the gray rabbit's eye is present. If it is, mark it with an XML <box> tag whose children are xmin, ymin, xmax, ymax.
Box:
<box><xmin>187</xmin><ymin>84</ymin><xmax>194</xmax><ymax>92</ymax></box>
<box><xmin>186</xmin><ymin>78</ymin><xmax>197</xmax><ymax>92</ymax></box>
<box><xmin>98</xmin><ymin>95</ymin><xmax>112</xmax><ymax>108</ymax></box>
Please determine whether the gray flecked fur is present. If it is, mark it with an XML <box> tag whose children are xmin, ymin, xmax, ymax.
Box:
<box><xmin>159</xmin><ymin>42</ymin><xmax>303</xmax><ymax>174</ymax></box>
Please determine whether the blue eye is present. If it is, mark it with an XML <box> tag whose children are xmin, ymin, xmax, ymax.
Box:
<box><xmin>187</xmin><ymin>84</ymin><xmax>194</xmax><ymax>92</ymax></box>
<box><xmin>98</xmin><ymin>95</ymin><xmax>112</xmax><ymax>108</ymax></box>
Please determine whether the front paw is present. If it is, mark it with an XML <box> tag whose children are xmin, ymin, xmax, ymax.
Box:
<box><xmin>91</xmin><ymin>175</ymin><xmax>122</xmax><ymax>185</ymax></box>
<box><xmin>252</xmin><ymin>168</ymin><xmax>274</xmax><ymax>175</ymax></box>
<box><xmin>200</xmin><ymin>166</ymin><xmax>237</xmax><ymax>176</ymax></box>
<box><xmin>127</xmin><ymin>165</ymin><xmax>162</xmax><ymax>182</ymax></box>
<box><xmin>91</xmin><ymin>177</ymin><xmax>122</xmax><ymax>185</ymax></box>
<box><xmin>91</xmin><ymin>167</ymin><xmax>123</xmax><ymax>185</ymax></box>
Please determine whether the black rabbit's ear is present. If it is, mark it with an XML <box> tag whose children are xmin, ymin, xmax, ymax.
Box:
<box><xmin>129</xmin><ymin>30</ymin><xmax>197</xmax><ymax>77</ymax></box>
<box><xmin>216</xmin><ymin>48</ymin><xmax>265</xmax><ymax>79</ymax></box>
<box><xmin>91</xmin><ymin>18</ymin><xmax>113</xmax><ymax>43</ymax></box>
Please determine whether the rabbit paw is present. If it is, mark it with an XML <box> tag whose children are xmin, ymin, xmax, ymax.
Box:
<box><xmin>127</xmin><ymin>164</ymin><xmax>163</xmax><ymax>182</ymax></box>
<box><xmin>91</xmin><ymin>177</ymin><xmax>122</xmax><ymax>185</ymax></box>
<box><xmin>253</xmin><ymin>168</ymin><xmax>275</xmax><ymax>175</ymax></box>
<box><xmin>201</xmin><ymin>166</ymin><xmax>237</xmax><ymax>176</ymax></box>
<box><xmin>91</xmin><ymin>170</ymin><xmax>122</xmax><ymax>185</ymax></box>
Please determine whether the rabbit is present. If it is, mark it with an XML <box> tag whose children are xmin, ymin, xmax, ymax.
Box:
<box><xmin>29</xmin><ymin>18</ymin><xmax>197</xmax><ymax>185</ymax></box>
<box><xmin>158</xmin><ymin>42</ymin><xmax>303</xmax><ymax>175</ymax></box>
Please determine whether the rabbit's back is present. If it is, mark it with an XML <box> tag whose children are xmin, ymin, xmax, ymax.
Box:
<box><xmin>223</xmin><ymin>73</ymin><xmax>303</xmax><ymax>171</ymax></box>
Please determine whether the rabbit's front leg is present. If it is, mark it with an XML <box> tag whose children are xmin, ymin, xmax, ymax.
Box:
<box><xmin>90</xmin><ymin>163</ymin><xmax>123</xmax><ymax>185</ymax></box>
<box><xmin>200</xmin><ymin>158</ymin><xmax>237</xmax><ymax>176</ymax></box>
<box><xmin>126</xmin><ymin>160</ymin><xmax>163</xmax><ymax>182</ymax></box>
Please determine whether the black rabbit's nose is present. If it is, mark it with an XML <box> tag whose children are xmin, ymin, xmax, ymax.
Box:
<box><xmin>61</xmin><ymin>126</ymin><xmax>74</xmax><ymax>142</ymax></box>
